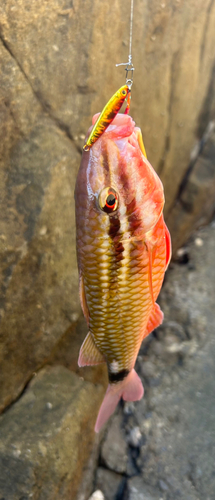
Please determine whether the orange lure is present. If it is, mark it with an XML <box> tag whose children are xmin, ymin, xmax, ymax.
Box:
<box><xmin>83</xmin><ymin>85</ymin><xmax>130</xmax><ymax>151</ymax></box>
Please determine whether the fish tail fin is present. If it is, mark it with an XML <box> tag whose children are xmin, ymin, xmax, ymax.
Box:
<box><xmin>121</xmin><ymin>369</ymin><xmax>144</xmax><ymax>401</ymax></box>
<box><xmin>94</xmin><ymin>369</ymin><xmax>144</xmax><ymax>433</ymax></box>
<box><xmin>94</xmin><ymin>385</ymin><xmax>121</xmax><ymax>433</ymax></box>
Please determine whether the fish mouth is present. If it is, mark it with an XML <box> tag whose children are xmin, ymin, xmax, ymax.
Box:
<box><xmin>90</xmin><ymin>112</ymin><xmax>135</xmax><ymax>140</ymax></box>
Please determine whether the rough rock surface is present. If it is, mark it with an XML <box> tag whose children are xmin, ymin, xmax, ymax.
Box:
<box><xmin>95</xmin><ymin>468</ymin><xmax>125</xmax><ymax>500</ymax></box>
<box><xmin>1</xmin><ymin>0</ymin><xmax>215</xmax><ymax>214</ymax></box>
<box><xmin>167</xmin><ymin>122</ymin><xmax>215</xmax><ymax>252</ymax></box>
<box><xmin>0</xmin><ymin>0</ymin><xmax>215</xmax><ymax>412</ymax></box>
<box><xmin>0</xmin><ymin>365</ymin><xmax>104</xmax><ymax>500</ymax></box>
<box><xmin>100</xmin><ymin>414</ymin><xmax>128</xmax><ymax>474</ymax></box>
<box><xmin>89</xmin><ymin>223</ymin><xmax>215</xmax><ymax>500</ymax></box>
<box><xmin>127</xmin><ymin>477</ymin><xmax>160</xmax><ymax>500</ymax></box>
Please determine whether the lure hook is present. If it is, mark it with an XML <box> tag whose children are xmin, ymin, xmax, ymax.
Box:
<box><xmin>116</xmin><ymin>60</ymin><xmax>135</xmax><ymax>90</ymax></box>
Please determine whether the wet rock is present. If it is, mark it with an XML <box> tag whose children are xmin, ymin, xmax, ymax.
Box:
<box><xmin>0</xmin><ymin>366</ymin><xmax>104</xmax><ymax>500</ymax></box>
<box><xmin>100</xmin><ymin>414</ymin><xmax>128</xmax><ymax>474</ymax></box>
<box><xmin>95</xmin><ymin>468</ymin><xmax>124</xmax><ymax>500</ymax></box>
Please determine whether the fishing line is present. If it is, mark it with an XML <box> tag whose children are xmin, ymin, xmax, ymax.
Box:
<box><xmin>116</xmin><ymin>0</ymin><xmax>135</xmax><ymax>89</ymax></box>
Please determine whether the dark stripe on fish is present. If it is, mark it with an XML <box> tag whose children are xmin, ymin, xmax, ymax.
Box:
<box><xmin>108</xmin><ymin>369</ymin><xmax>130</xmax><ymax>383</ymax></box>
<box><xmin>108</xmin><ymin>214</ymin><xmax>120</xmax><ymax>239</ymax></box>
<box><xmin>101</xmin><ymin>147</ymin><xmax>111</xmax><ymax>177</ymax></box>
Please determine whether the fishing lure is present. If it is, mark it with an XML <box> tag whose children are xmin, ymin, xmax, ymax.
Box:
<box><xmin>83</xmin><ymin>85</ymin><xmax>130</xmax><ymax>151</ymax></box>
<box><xmin>75</xmin><ymin>112</ymin><xmax>171</xmax><ymax>432</ymax></box>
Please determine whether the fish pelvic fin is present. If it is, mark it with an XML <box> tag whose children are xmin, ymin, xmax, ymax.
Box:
<box><xmin>143</xmin><ymin>302</ymin><xmax>164</xmax><ymax>340</ymax></box>
<box><xmin>95</xmin><ymin>369</ymin><xmax>144</xmax><ymax>433</ymax></box>
<box><xmin>78</xmin><ymin>332</ymin><xmax>105</xmax><ymax>367</ymax></box>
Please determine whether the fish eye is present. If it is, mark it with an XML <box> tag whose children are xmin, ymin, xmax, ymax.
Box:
<box><xmin>98</xmin><ymin>187</ymin><xmax>118</xmax><ymax>214</ymax></box>
<box><xmin>121</xmin><ymin>89</ymin><xmax>127</xmax><ymax>96</ymax></box>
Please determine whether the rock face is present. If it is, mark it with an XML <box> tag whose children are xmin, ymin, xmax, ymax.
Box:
<box><xmin>0</xmin><ymin>2</ymin><xmax>215</xmax><ymax>495</ymax></box>
<box><xmin>0</xmin><ymin>366</ymin><xmax>104</xmax><ymax>500</ymax></box>
<box><xmin>0</xmin><ymin>116</ymin><xmax>82</xmax><ymax>410</ymax></box>
<box><xmin>167</xmin><ymin>123</ymin><xmax>215</xmax><ymax>252</ymax></box>
<box><xmin>0</xmin><ymin>0</ymin><xmax>215</xmax><ymax>413</ymax></box>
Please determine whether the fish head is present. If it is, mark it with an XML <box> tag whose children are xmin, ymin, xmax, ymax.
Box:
<box><xmin>75</xmin><ymin>113</ymin><xmax>164</xmax><ymax>243</ymax></box>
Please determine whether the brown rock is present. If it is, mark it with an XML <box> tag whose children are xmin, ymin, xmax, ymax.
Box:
<box><xmin>0</xmin><ymin>114</ymin><xmax>83</xmax><ymax>411</ymax></box>
<box><xmin>0</xmin><ymin>0</ymin><xmax>215</xmax><ymax>413</ymax></box>
<box><xmin>1</xmin><ymin>0</ymin><xmax>215</xmax><ymax>213</ymax></box>
<box><xmin>0</xmin><ymin>366</ymin><xmax>104</xmax><ymax>500</ymax></box>
<box><xmin>167</xmin><ymin>127</ymin><xmax>215</xmax><ymax>253</ymax></box>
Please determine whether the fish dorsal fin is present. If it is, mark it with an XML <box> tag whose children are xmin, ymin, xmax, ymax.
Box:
<box><xmin>143</xmin><ymin>302</ymin><xmax>164</xmax><ymax>340</ymax></box>
<box><xmin>78</xmin><ymin>332</ymin><xmax>105</xmax><ymax>367</ymax></box>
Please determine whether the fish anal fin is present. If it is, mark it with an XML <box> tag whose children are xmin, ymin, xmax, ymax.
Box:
<box><xmin>143</xmin><ymin>303</ymin><xmax>164</xmax><ymax>339</ymax></box>
<box><xmin>79</xmin><ymin>275</ymin><xmax>89</xmax><ymax>324</ymax></box>
<box><xmin>78</xmin><ymin>332</ymin><xmax>105</xmax><ymax>367</ymax></box>
<box><xmin>165</xmin><ymin>223</ymin><xmax>172</xmax><ymax>268</ymax></box>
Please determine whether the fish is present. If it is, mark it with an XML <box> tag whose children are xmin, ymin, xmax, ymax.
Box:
<box><xmin>83</xmin><ymin>85</ymin><xmax>130</xmax><ymax>151</ymax></box>
<box><xmin>75</xmin><ymin>112</ymin><xmax>171</xmax><ymax>432</ymax></box>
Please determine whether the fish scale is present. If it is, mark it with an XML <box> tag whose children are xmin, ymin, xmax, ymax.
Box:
<box><xmin>84</xmin><ymin>241</ymin><xmax>152</xmax><ymax>372</ymax></box>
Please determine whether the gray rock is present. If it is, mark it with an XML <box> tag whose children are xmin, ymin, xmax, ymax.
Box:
<box><xmin>127</xmin><ymin>426</ymin><xmax>142</xmax><ymax>448</ymax></box>
<box><xmin>101</xmin><ymin>414</ymin><xmax>128</xmax><ymax>473</ymax></box>
<box><xmin>95</xmin><ymin>468</ymin><xmax>124</xmax><ymax>500</ymax></box>
<box><xmin>0</xmin><ymin>366</ymin><xmax>104</xmax><ymax>500</ymax></box>
<box><xmin>128</xmin><ymin>476</ymin><xmax>160</xmax><ymax>500</ymax></box>
<box><xmin>158</xmin><ymin>479</ymin><xmax>169</xmax><ymax>492</ymax></box>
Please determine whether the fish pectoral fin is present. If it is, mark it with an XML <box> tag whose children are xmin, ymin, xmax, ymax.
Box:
<box><xmin>79</xmin><ymin>275</ymin><xmax>89</xmax><ymax>324</ymax></box>
<box><xmin>143</xmin><ymin>303</ymin><xmax>164</xmax><ymax>339</ymax></box>
<box><xmin>78</xmin><ymin>332</ymin><xmax>105</xmax><ymax>367</ymax></box>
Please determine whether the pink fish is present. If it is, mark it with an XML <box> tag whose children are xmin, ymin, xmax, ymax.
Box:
<box><xmin>75</xmin><ymin>113</ymin><xmax>171</xmax><ymax>432</ymax></box>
